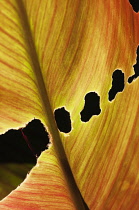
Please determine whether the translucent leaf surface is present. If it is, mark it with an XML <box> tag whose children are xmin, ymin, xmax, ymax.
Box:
<box><xmin>0</xmin><ymin>0</ymin><xmax>139</xmax><ymax>209</ymax></box>
<box><xmin>0</xmin><ymin>164</ymin><xmax>34</xmax><ymax>200</ymax></box>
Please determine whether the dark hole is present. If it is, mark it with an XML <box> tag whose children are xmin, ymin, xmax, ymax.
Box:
<box><xmin>22</xmin><ymin>119</ymin><xmax>50</xmax><ymax>158</ymax></box>
<box><xmin>128</xmin><ymin>0</ymin><xmax>139</xmax><ymax>13</ymax></box>
<box><xmin>54</xmin><ymin>107</ymin><xmax>71</xmax><ymax>133</ymax></box>
<box><xmin>128</xmin><ymin>45</ymin><xmax>139</xmax><ymax>83</ymax></box>
<box><xmin>0</xmin><ymin>119</ymin><xmax>49</xmax><ymax>163</ymax></box>
<box><xmin>108</xmin><ymin>69</ymin><xmax>125</xmax><ymax>101</ymax></box>
<box><xmin>80</xmin><ymin>92</ymin><xmax>101</xmax><ymax>122</ymax></box>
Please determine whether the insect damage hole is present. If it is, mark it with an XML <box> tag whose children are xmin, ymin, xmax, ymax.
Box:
<box><xmin>80</xmin><ymin>92</ymin><xmax>101</xmax><ymax>122</ymax></box>
<box><xmin>22</xmin><ymin>119</ymin><xmax>50</xmax><ymax>158</ymax></box>
<box><xmin>128</xmin><ymin>0</ymin><xmax>139</xmax><ymax>13</ymax></box>
<box><xmin>54</xmin><ymin>107</ymin><xmax>72</xmax><ymax>133</ymax></box>
<box><xmin>108</xmin><ymin>69</ymin><xmax>125</xmax><ymax>101</ymax></box>
<box><xmin>128</xmin><ymin>45</ymin><xmax>139</xmax><ymax>83</ymax></box>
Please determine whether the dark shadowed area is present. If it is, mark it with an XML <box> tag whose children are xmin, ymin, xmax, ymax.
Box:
<box><xmin>129</xmin><ymin>0</ymin><xmax>139</xmax><ymax>12</ymax></box>
<box><xmin>0</xmin><ymin>119</ymin><xmax>50</xmax><ymax>163</ymax></box>
<box><xmin>128</xmin><ymin>45</ymin><xmax>139</xmax><ymax>83</ymax></box>
<box><xmin>108</xmin><ymin>70</ymin><xmax>125</xmax><ymax>101</ymax></box>
<box><xmin>80</xmin><ymin>92</ymin><xmax>101</xmax><ymax>122</ymax></box>
<box><xmin>54</xmin><ymin>107</ymin><xmax>72</xmax><ymax>133</ymax></box>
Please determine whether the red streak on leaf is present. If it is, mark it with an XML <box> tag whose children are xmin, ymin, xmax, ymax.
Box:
<box><xmin>20</xmin><ymin>128</ymin><xmax>38</xmax><ymax>158</ymax></box>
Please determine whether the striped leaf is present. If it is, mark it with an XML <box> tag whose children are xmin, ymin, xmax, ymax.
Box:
<box><xmin>0</xmin><ymin>0</ymin><xmax>139</xmax><ymax>209</ymax></box>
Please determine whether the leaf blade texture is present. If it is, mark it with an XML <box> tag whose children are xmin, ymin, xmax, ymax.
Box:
<box><xmin>0</xmin><ymin>0</ymin><xmax>139</xmax><ymax>209</ymax></box>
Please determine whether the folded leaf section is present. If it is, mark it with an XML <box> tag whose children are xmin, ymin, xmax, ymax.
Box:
<box><xmin>0</xmin><ymin>163</ymin><xmax>34</xmax><ymax>200</ymax></box>
<box><xmin>0</xmin><ymin>147</ymin><xmax>76</xmax><ymax>210</ymax></box>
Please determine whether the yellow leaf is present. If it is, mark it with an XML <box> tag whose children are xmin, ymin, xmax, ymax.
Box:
<box><xmin>0</xmin><ymin>0</ymin><xmax>139</xmax><ymax>209</ymax></box>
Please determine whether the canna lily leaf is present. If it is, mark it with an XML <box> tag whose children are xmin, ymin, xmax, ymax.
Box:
<box><xmin>0</xmin><ymin>163</ymin><xmax>34</xmax><ymax>200</ymax></box>
<box><xmin>0</xmin><ymin>0</ymin><xmax>139</xmax><ymax>209</ymax></box>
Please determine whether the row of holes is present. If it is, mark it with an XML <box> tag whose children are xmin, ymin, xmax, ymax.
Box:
<box><xmin>55</xmin><ymin>45</ymin><xmax>139</xmax><ymax>133</ymax></box>
<box><xmin>0</xmin><ymin>46</ymin><xmax>138</xmax><ymax>160</ymax></box>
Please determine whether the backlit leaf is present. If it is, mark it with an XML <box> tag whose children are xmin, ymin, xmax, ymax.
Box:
<box><xmin>0</xmin><ymin>0</ymin><xmax>139</xmax><ymax>209</ymax></box>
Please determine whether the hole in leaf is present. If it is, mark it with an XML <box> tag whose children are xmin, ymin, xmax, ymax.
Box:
<box><xmin>22</xmin><ymin>119</ymin><xmax>50</xmax><ymax>158</ymax></box>
<box><xmin>54</xmin><ymin>107</ymin><xmax>71</xmax><ymax>133</ymax></box>
<box><xmin>128</xmin><ymin>0</ymin><xmax>139</xmax><ymax>13</ymax></box>
<box><xmin>0</xmin><ymin>119</ymin><xmax>49</xmax><ymax>199</ymax></box>
<box><xmin>0</xmin><ymin>119</ymin><xmax>49</xmax><ymax>162</ymax></box>
<box><xmin>80</xmin><ymin>92</ymin><xmax>101</xmax><ymax>122</ymax></box>
<box><xmin>0</xmin><ymin>129</ymin><xmax>36</xmax><ymax>163</ymax></box>
<box><xmin>128</xmin><ymin>45</ymin><xmax>139</xmax><ymax>83</ymax></box>
<box><xmin>108</xmin><ymin>69</ymin><xmax>125</xmax><ymax>101</ymax></box>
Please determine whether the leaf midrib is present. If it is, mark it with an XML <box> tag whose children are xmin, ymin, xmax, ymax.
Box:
<box><xmin>16</xmin><ymin>1</ymin><xmax>89</xmax><ymax>209</ymax></box>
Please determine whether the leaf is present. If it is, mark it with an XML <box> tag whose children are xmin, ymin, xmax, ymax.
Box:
<box><xmin>0</xmin><ymin>164</ymin><xmax>34</xmax><ymax>200</ymax></box>
<box><xmin>0</xmin><ymin>0</ymin><xmax>139</xmax><ymax>209</ymax></box>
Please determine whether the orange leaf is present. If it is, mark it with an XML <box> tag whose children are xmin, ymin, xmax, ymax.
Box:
<box><xmin>0</xmin><ymin>0</ymin><xmax>139</xmax><ymax>209</ymax></box>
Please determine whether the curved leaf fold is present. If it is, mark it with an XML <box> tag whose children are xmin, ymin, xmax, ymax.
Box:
<box><xmin>0</xmin><ymin>147</ymin><xmax>77</xmax><ymax>210</ymax></box>
<box><xmin>0</xmin><ymin>0</ymin><xmax>139</xmax><ymax>209</ymax></box>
